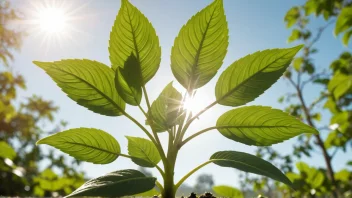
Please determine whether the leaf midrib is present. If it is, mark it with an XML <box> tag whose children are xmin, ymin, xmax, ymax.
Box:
<box><xmin>189</xmin><ymin>3</ymin><xmax>218</xmax><ymax>89</ymax></box>
<box><xmin>130</xmin><ymin>138</ymin><xmax>157</xmax><ymax>165</ymax></box>
<box><xmin>216</xmin><ymin>125</ymin><xmax>304</xmax><ymax>130</ymax></box>
<box><xmin>50</xmin><ymin>139</ymin><xmax>119</xmax><ymax>156</ymax></box>
<box><xmin>217</xmin><ymin>50</ymin><xmax>293</xmax><ymax>104</ymax></box>
<box><xmin>49</xmin><ymin>65</ymin><xmax>124</xmax><ymax>114</ymax></box>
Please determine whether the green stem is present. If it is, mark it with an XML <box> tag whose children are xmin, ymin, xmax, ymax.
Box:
<box><xmin>179</xmin><ymin>126</ymin><xmax>218</xmax><ymax>148</ymax></box>
<box><xmin>122</xmin><ymin>111</ymin><xmax>156</xmax><ymax>145</ymax></box>
<box><xmin>119</xmin><ymin>153</ymin><xmax>165</xmax><ymax>178</ymax></box>
<box><xmin>137</xmin><ymin>104</ymin><xmax>148</xmax><ymax>117</ymax></box>
<box><xmin>174</xmin><ymin>161</ymin><xmax>212</xmax><ymax>190</ymax></box>
<box><xmin>141</xmin><ymin>85</ymin><xmax>167</xmax><ymax>165</ymax></box>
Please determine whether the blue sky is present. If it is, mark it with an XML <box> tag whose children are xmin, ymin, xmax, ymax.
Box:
<box><xmin>10</xmin><ymin>0</ymin><xmax>351</xmax><ymax>188</ymax></box>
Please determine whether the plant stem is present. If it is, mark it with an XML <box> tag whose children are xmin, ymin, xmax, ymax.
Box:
<box><xmin>141</xmin><ymin>85</ymin><xmax>167</xmax><ymax>164</ymax></box>
<box><xmin>156</xmin><ymin>181</ymin><xmax>164</xmax><ymax>193</ymax></box>
<box><xmin>122</xmin><ymin>111</ymin><xmax>156</xmax><ymax>145</ymax></box>
<box><xmin>174</xmin><ymin>161</ymin><xmax>212</xmax><ymax>190</ymax></box>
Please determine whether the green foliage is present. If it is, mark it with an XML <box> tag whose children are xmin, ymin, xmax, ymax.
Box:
<box><xmin>171</xmin><ymin>0</ymin><xmax>228</xmax><ymax>91</ymax></box>
<box><xmin>126</xmin><ymin>136</ymin><xmax>161</xmax><ymax>167</ymax></box>
<box><xmin>115</xmin><ymin>54</ymin><xmax>143</xmax><ymax>106</ymax></box>
<box><xmin>240</xmin><ymin>0</ymin><xmax>352</xmax><ymax>197</ymax></box>
<box><xmin>67</xmin><ymin>169</ymin><xmax>156</xmax><ymax>197</ymax></box>
<box><xmin>215</xmin><ymin>46</ymin><xmax>303</xmax><ymax>107</ymax></box>
<box><xmin>212</xmin><ymin>185</ymin><xmax>243</xmax><ymax>198</ymax></box>
<box><xmin>0</xmin><ymin>141</ymin><xmax>16</xmax><ymax>160</ymax></box>
<box><xmin>33</xmin><ymin>0</ymin><xmax>312</xmax><ymax>197</ymax></box>
<box><xmin>335</xmin><ymin>7</ymin><xmax>352</xmax><ymax>45</ymax></box>
<box><xmin>148</xmin><ymin>82</ymin><xmax>184</xmax><ymax>132</ymax></box>
<box><xmin>33</xmin><ymin>60</ymin><xmax>126</xmax><ymax>116</ymax></box>
<box><xmin>109</xmin><ymin>0</ymin><xmax>161</xmax><ymax>84</ymax></box>
<box><xmin>37</xmin><ymin>128</ymin><xmax>121</xmax><ymax>164</ymax></box>
<box><xmin>211</xmin><ymin>151</ymin><xmax>293</xmax><ymax>188</ymax></box>
<box><xmin>216</xmin><ymin>106</ymin><xmax>318</xmax><ymax>146</ymax></box>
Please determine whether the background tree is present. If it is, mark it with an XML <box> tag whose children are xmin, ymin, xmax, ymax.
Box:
<box><xmin>0</xmin><ymin>1</ymin><xmax>85</xmax><ymax>196</ymax></box>
<box><xmin>194</xmin><ymin>174</ymin><xmax>215</xmax><ymax>194</ymax></box>
<box><xmin>240</xmin><ymin>0</ymin><xmax>352</xmax><ymax>197</ymax></box>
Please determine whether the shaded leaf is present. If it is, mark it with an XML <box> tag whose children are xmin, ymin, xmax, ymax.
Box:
<box><xmin>213</xmin><ymin>185</ymin><xmax>243</xmax><ymax>198</ymax></box>
<box><xmin>171</xmin><ymin>0</ymin><xmax>228</xmax><ymax>91</ymax></box>
<box><xmin>37</xmin><ymin>128</ymin><xmax>120</xmax><ymax>164</ymax></box>
<box><xmin>216</xmin><ymin>106</ymin><xmax>318</xmax><ymax>146</ymax></box>
<box><xmin>67</xmin><ymin>169</ymin><xmax>156</xmax><ymax>197</ymax></box>
<box><xmin>109</xmin><ymin>0</ymin><xmax>161</xmax><ymax>84</ymax></box>
<box><xmin>126</xmin><ymin>136</ymin><xmax>161</xmax><ymax>167</ymax></box>
<box><xmin>342</xmin><ymin>29</ymin><xmax>352</xmax><ymax>46</ymax></box>
<box><xmin>115</xmin><ymin>54</ymin><xmax>143</xmax><ymax>106</ymax></box>
<box><xmin>215</xmin><ymin>46</ymin><xmax>303</xmax><ymax>107</ymax></box>
<box><xmin>210</xmin><ymin>151</ymin><xmax>293</xmax><ymax>188</ymax></box>
<box><xmin>33</xmin><ymin>60</ymin><xmax>125</xmax><ymax>116</ymax></box>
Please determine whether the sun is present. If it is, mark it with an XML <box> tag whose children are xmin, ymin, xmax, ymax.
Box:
<box><xmin>37</xmin><ymin>7</ymin><xmax>67</xmax><ymax>34</ymax></box>
<box><xmin>182</xmin><ymin>93</ymin><xmax>209</xmax><ymax>114</ymax></box>
<box><xmin>21</xmin><ymin>0</ymin><xmax>89</xmax><ymax>50</ymax></box>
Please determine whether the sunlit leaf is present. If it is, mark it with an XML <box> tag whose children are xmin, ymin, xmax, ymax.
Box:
<box><xmin>328</xmin><ymin>72</ymin><xmax>352</xmax><ymax>99</ymax></box>
<box><xmin>285</xmin><ymin>7</ymin><xmax>300</xmax><ymax>28</ymax></box>
<box><xmin>215</xmin><ymin>45</ymin><xmax>303</xmax><ymax>107</ymax></box>
<box><xmin>148</xmin><ymin>82</ymin><xmax>183</xmax><ymax>132</ymax></box>
<box><xmin>210</xmin><ymin>151</ymin><xmax>293</xmax><ymax>188</ymax></box>
<box><xmin>171</xmin><ymin>0</ymin><xmax>228</xmax><ymax>91</ymax></box>
<box><xmin>335</xmin><ymin>7</ymin><xmax>352</xmax><ymax>36</ymax></box>
<box><xmin>216</xmin><ymin>106</ymin><xmax>317</xmax><ymax>146</ymax></box>
<box><xmin>37</xmin><ymin>128</ymin><xmax>120</xmax><ymax>164</ymax></box>
<box><xmin>126</xmin><ymin>136</ymin><xmax>161</xmax><ymax>167</ymax></box>
<box><xmin>33</xmin><ymin>60</ymin><xmax>125</xmax><ymax>116</ymax></box>
<box><xmin>67</xmin><ymin>169</ymin><xmax>156</xmax><ymax>197</ymax></box>
<box><xmin>288</xmin><ymin>29</ymin><xmax>301</xmax><ymax>43</ymax></box>
<box><xmin>109</xmin><ymin>0</ymin><xmax>161</xmax><ymax>84</ymax></box>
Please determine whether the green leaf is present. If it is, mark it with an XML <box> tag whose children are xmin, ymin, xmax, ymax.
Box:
<box><xmin>109</xmin><ymin>0</ymin><xmax>161</xmax><ymax>84</ymax></box>
<box><xmin>67</xmin><ymin>169</ymin><xmax>156</xmax><ymax>197</ymax></box>
<box><xmin>126</xmin><ymin>136</ymin><xmax>161</xmax><ymax>167</ymax></box>
<box><xmin>148</xmin><ymin>82</ymin><xmax>184</xmax><ymax>132</ymax></box>
<box><xmin>213</xmin><ymin>185</ymin><xmax>243</xmax><ymax>198</ymax></box>
<box><xmin>37</xmin><ymin>128</ymin><xmax>120</xmax><ymax>164</ymax></box>
<box><xmin>285</xmin><ymin>7</ymin><xmax>300</xmax><ymax>28</ymax></box>
<box><xmin>296</xmin><ymin>162</ymin><xmax>324</xmax><ymax>188</ymax></box>
<box><xmin>171</xmin><ymin>0</ymin><xmax>228</xmax><ymax>91</ymax></box>
<box><xmin>33</xmin><ymin>60</ymin><xmax>125</xmax><ymax>116</ymax></box>
<box><xmin>215</xmin><ymin>45</ymin><xmax>303</xmax><ymax>107</ymax></box>
<box><xmin>0</xmin><ymin>141</ymin><xmax>16</xmax><ymax>160</ymax></box>
<box><xmin>115</xmin><ymin>54</ymin><xmax>143</xmax><ymax>106</ymax></box>
<box><xmin>334</xmin><ymin>7</ymin><xmax>352</xmax><ymax>36</ymax></box>
<box><xmin>288</xmin><ymin>29</ymin><xmax>301</xmax><ymax>43</ymax></box>
<box><xmin>342</xmin><ymin>29</ymin><xmax>352</xmax><ymax>46</ymax></box>
<box><xmin>210</xmin><ymin>151</ymin><xmax>293</xmax><ymax>188</ymax></box>
<box><xmin>328</xmin><ymin>72</ymin><xmax>352</xmax><ymax>99</ymax></box>
<box><xmin>293</xmin><ymin>57</ymin><xmax>303</xmax><ymax>71</ymax></box>
<box><xmin>335</xmin><ymin>169</ymin><xmax>350</xmax><ymax>182</ymax></box>
<box><xmin>216</xmin><ymin>106</ymin><xmax>318</xmax><ymax>146</ymax></box>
